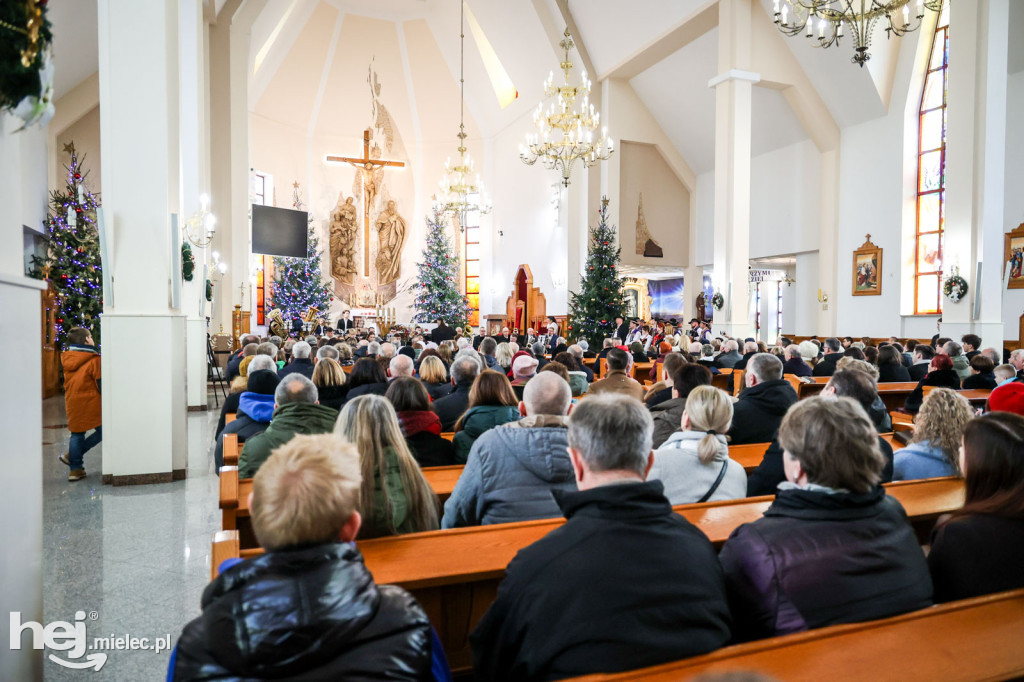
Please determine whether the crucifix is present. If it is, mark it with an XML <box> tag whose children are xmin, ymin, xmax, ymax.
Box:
<box><xmin>326</xmin><ymin>128</ymin><xmax>405</xmax><ymax>277</ymax></box>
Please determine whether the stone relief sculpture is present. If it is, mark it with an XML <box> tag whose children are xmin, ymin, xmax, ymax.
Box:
<box><xmin>329</xmin><ymin>193</ymin><xmax>359</xmax><ymax>284</ymax></box>
<box><xmin>635</xmin><ymin>193</ymin><xmax>664</xmax><ymax>258</ymax></box>
<box><xmin>375</xmin><ymin>199</ymin><xmax>406</xmax><ymax>285</ymax></box>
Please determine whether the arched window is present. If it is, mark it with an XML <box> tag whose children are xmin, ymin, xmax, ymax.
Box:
<box><xmin>914</xmin><ymin>4</ymin><xmax>949</xmax><ymax>315</ymax></box>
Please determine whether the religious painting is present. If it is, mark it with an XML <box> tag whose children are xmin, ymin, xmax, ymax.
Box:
<box><xmin>635</xmin><ymin>193</ymin><xmax>664</xmax><ymax>258</ymax></box>
<box><xmin>852</xmin><ymin>235</ymin><xmax>882</xmax><ymax>296</ymax></box>
<box><xmin>1004</xmin><ymin>223</ymin><xmax>1024</xmax><ymax>289</ymax></box>
<box><xmin>647</xmin><ymin>278</ymin><xmax>685</xmax><ymax>319</ymax></box>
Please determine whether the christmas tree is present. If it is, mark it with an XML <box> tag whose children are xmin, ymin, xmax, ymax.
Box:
<box><xmin>412</xmin><ymin>210</ymin><xmax>470</xmax><ymax>330</ymax></box>
<box><xmin>38</xmin><ymin>144</ymin><xmax>103</xmax><ymax>348</ymax></box>
<box><xmin>270</xmin><ymin>184</ymin><xmax>332</xmax><ymax>322</ymax></box>
<box><xmin>568</xmin><ymin>197</ymin><xmax>626</xmax><ymax>347</ymax></box>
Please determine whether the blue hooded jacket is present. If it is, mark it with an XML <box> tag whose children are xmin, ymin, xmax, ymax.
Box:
<box><xmin>239</xmin><ymin>392</ymin><xmax>275</xmax><ymax>423</ymax></box>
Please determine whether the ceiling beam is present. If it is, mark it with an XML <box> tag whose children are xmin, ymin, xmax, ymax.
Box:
<box><xmin>603</xmin><ymin>0</ymin><xmax>719</xmax><ymax>81</ymax></box>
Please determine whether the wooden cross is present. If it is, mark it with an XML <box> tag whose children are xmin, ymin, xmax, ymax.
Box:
<box><xmin>326</xmin><ymin>128</ymin><xmax>405</xmax><ymax>276</ymax></box>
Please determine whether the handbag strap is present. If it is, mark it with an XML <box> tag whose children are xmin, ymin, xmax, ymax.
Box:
<box><xmin>697</xmin><ymin>459</ymin><xmax>729</xmax><ymax>503</ymax></box>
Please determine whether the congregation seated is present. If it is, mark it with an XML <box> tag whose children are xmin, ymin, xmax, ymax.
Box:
<box><xmin>443</xmin><ymin>372</ymin><xmax>575</xmax><ymax>529</ymax></box>
<box><xmin>334</xmin><ymin>395</ymin><xmax>439</xmax><ymax>538</ymax></box>
<box><xmin>647</xmin><ymin>341</ymin><xmax>673</xmax><ymax>380</ymax></box>
<box><xmin>214</xmin><ymin>363</ymin><xmax>278</xmax><ymax>470</ymax></box>
<box><xmin>963</xmin><ymin>354</ymin><xmax>998</xmax><ymax>389</ymax></box>
<box><xmin>650</xmin><ymin>363</ymin><xmax>712</xmax><ymax>448</ymax></box>
<box><xmin>905</xmin><ymin>353</ymin><xmax>961</xmax><ymax>412</ymax></box>
<box><xmin>510</xmin><ymin>354</ymin><xmax>538</xmax><ymax>401</ymax></box>
<box><xmin>595</xmin><ymin>337</ymin><xmax>616</xmax><ymax>361</ymax></box>
<box><xmin>908</xmin><ymin>344</ymin><xmax>935</xmax><ymax>381</ymax></box>
<box><xmin>433</xmin><ymin>354</ymin><xmax>482</xmax><ymax>431</ymax></box>
<box><xmin>216</xmin><ymin>342</ymin><xmax>275</xmax><ymax>439</ymax></box>
<box><xmin>588</xmin><ymin>348</ymin><xmax>645</xmax><ymax>401</ymax></box>
<box><xmin>876</xmin><ymin>345</ymin><xmax>911</xmax><ymax>382</ymax></box>
<box><xmin>452</xmin><ymin>370</ymin><xmax>520</xmax><ymax>462</ymax></box>
<box><xmin>311</xmin><ymin>357</ymin><xmax>347</xmax><ymax>410</ymax></box>
<box><xmin>719</xmin><ymin>397</ymin><xmax>933</xmax><ymax>641</ymax></box>
<box><xmin>578</xmin><ymin>338</ymin><xmax>596</xmax><ymax>359</ymax></box>
<box><xmin>344</xmin><ymin>357</ymin><xmax>390</xmax><ymax>400</ymax></box>
<box><xmin>629</xmin><ymin>341</ymin><xmax>648</xmax><ymax>365</ymax></box>
<box><xmin>553</xmin><ymin>351</ymin><xmax>588</xmax><ymax>396</ymax></box>
<box><xmin>173</xmin><ymin>435</ymin><xmax>435</xmax><ymax>679</ymax></box>
<box><xmin>782</xmin><ymin>343</ymin><xmax>812</xmax><ymax>377</ymax></box>
<box><xmin>417</xmin><ymin>354</ymin><xmax>452</xmax><ymax>401</ymax></box>
<box><xmin>567</xmin><ymin>343</ymin><xmax>594</xmax><ymax>381</ymax></box>
<box><xmin>811</xmin><ymin>337</ymin><xmax>844</xmax><ymax>376</ymax></box>
<box><xmin>943</xmin><ymin>340</ymin><xmax>972</xmax><ymax>381</ymax></box>
<box><xmin>469</xmin><ymin>394</ymin><xmax>731</xmax><ymax>680</ymax></box>
<box><xmin>278</xmin><ymin>340</ymin><xmax>314</xmax><ymax>380</ymax></box>
<box><xmin>224</xmin><ymin>335</ymin><xmax>258</xmax><ymax>384</ymax></box>
<box><xmin>650</xmin><ymin>385</ymin><xmax>747</xmax><ymax>504</ymax></box>
<box><xmin>928</xmin><ymin>412</ymin><xmax>1024</xmax><ymax>602</ymax></box>
<box><xmin>834</xmin><ymin>357</ymin><xmax>892</xmax><ymax>431</ymax></box>
<box><xmin>644</xmin><ymin>352</ymin><xmax>688</xmax><ymax>409</ymax></box>
<box><xmin>238</xmin><ymin>375</ymin><xmax>338</xmax><ymax>478</ymax></box>
<box><xmin>729</xmin><ymin>353</ymin><xmax>797</xmax><ymax>445</ymax></box>
<box><xmin>495</xmin><ymin>342</ymin><xmax>514</xmax><ymax>372</ymax></box>
<box><xmin>386</xmin><ymin>376</ymin><xmax>456</xmax><ymax>468</ymax></box>
<box><xmin>895</xmin><ymin>388</ymin><xmax>972</xmax><ymax>481</ymax></box>
<box><xmin>714</xmin><ymin>339</ymin><xmax>742</xmax><ymax>368</ymax></box>
<box><xmin>388</xmin><ymin>354</ymin><xmax>416</xmax><ymax>382</ymax></box>
<box><xmin>731</xmin><ymin>341</ymin><xmax>759</xmax><ymax>371</ymax></box>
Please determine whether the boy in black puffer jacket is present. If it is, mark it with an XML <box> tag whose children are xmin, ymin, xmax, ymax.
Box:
<box><xmin>172</xmin><ymin>434</ymin><xmax>435</xmax><ymax>680</ymax></box>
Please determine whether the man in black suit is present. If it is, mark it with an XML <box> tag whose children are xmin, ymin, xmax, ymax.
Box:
<box><xmin>335</xmin><ymin>310</ymin><xmax>355</xmax><ymax>334</ymax></box>
<box><xmin>613</xmin><ymin>316</ymin><xmax>629</xmax><ymax>344</ymax></box>
<box><xmin>431</xmin><ymin>318</ymin><xmax>456</xmax><ymax>343</ymax></box>
<box><xmin>811</xmin><ymin>337</ymin><xmax>845</xmax><ymax>377</ymax></box>
<box><xmin>908</xmin><ymin>345</ymin><xmax>934</xmax><ymax>382</ymax></box>
<box><xmin>472</xmin><ymin>325</ymin><xmax>487</xmax><ymax>349</ymax></box>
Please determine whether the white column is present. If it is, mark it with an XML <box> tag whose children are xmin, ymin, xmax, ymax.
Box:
<box><xmin>943</xmin><ymin>0</ymin><xmax>1008</xmax><ymax>347</ymax></box>
<box><xmin>710</xmin><ymin>0</ymin><xmax>756</xmax><ymax>338</ymax></box>
<box><xmin>0</xmin><ymin>116</ymin><xmax>47</xmax><ymax>681</ymax></box>
<box><xmin>567</xmin><ymin>171</ymin><xmax>588</xmax><ymax>313</ymax></box>
<box><xmin>817</xmin><ymin>149</ymin><xmax>840</xmax><ymax>335</ymax></box>
<box><xmin>99</xmin><ymin>0</ymin><xmax>188</xmax><ymax>481</ymax></box>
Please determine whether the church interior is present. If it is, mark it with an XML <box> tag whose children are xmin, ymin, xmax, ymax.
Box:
<box><xmin>3</xmin><ymin>0</ymin><xmax>1024</xmax><ymax>679</ymax></box>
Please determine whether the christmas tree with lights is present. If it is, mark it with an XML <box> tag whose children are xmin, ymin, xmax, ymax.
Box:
<box><xmin>413</xmin><ymin>210</ymin><xmax>470</xmax><ymax>330</ymax></box>
<box><xmin>270</xmin><ymin>183</ymin><xmax>332</xmax><ymax>322</ymax></box>
<box><xmin>568</xmin><ymin>197</ymin><xmax>626</xmax><ymax>347</ymax></box>
<box><xmin>39</xmin><ymin>143</ymin><xmax>103</xmax><ymax>349</ymax></box>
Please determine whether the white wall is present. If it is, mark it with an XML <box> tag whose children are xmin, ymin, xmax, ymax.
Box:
<box><xmin>0</xmin><ymin>115</ymin><xmax>47</xmax><ymax>681</ymax></box>
<box><xmin>1002</xmin><ymin>69</ymin><xmax>1024</xmax><ymax>342</ymax></box>
<box><xmin>619</xmin><ymin>141</ymin><xmax>689</xmax><ymax>268</ymax></box>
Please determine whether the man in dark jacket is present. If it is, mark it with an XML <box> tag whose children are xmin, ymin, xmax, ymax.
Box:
<box><xmin>729</xmin><ymin>353</ymin><xmax>797</xmax><ymax>445</ymax></box>
<box><xmin>278</xmin><ymin>340</ymin><xmax>315</xmax><ymax>380</ymax></box>
<box><xmin>811</xmin><ymin>337</ymin><xmax>845</xmax><ymax>376</ymax></box>
<box><xmin>431</xmin><ymin>318</ymin><xmax>456</xmax><ymax>343</ymax></box>
<box><xmin>714</xmin><ymin>339</ymin><xmax>742</xmax><ymax>368</ymax></box>
<box><xmin>732</xmin><ymin>340</ymin><xmax>759</xmax><ymax>371</ymax></box>
<box><xmin>470</xmin><ymin>395</ymin><xmax>732</xmax><ymax>680</ymax></box>
<box><xmin>174</xmin><ymin>434</ymin><xmax>433</xmax><ymax>679</ymax></box>
<box><xmin>225</xmin><ymin>337</ymin><xmax>258</xmax><ymax>384</ymax></box>
<box><xmin>650</xmin><ymin>363</ymin><xmax>713</xmax><ymax>447</ymax></box>
<box><xmin>569</xmin><ymin>344</ymin><xmax>594</xmax><ymax>382</ymax></box>
<box><xmin>239</xmin><ymin>375</ymin><xmax>339</xmax><ymax>478</ymax></box>
<box><xmin>613</xmin><ymin>315</ymin><xmax>629</xmax><ymax>344</ymax></box>
<box><xmin>746</xmin><ymin>370</ymin><xmax>894</xmax><ymax>496</ymax></box>
<box><xmin>908</xmin><ymin>344</ymin><xmax>934</xmax><ymax>381</ymax></box>
<box><xmin>443</xmin><ymin>373</ymin><xmax>576</xmax><ymax>527</ymax></box>
<box><xmin>782</xmin><ymin>344</ymin><xmax>812</xmax><ymax>377</ymax></box>
<box><xmin>215</xmin><ymin>369</ymin><xmax>279</xmax><ymax>469</ymax></box>
<box><xmin>721</xmin><ymin>397</ymin><xmax>932</xmax><ymax>640</ymax></box>
<box><xmin>432</xmin><ymin>355</ymin><xmax>482</xmax><ymax>430</ymax></box>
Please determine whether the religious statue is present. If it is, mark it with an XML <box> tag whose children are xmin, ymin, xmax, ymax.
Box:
<box><xmin>329</xmin><ymin>194</ymin><xmax>358</xmax><ymax>284</ymax></box>
<box><xmin>375</xmin><ymin>199</ymin><xmax>406</xmax><ymax>285</ymax></box>
<box><xmin>635</xmin><ymin>193</ymin><xmax>664</xmax><ymax>258</ymax></box>
<box><xmin>696</xmin><ymin>291</ymin><xmax>706</xmax><ymax>322</ymax></box>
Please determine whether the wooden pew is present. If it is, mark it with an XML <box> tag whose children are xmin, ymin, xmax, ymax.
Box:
<box><xmin>570</xmin><ymin>589</ymin><xmax>1024</xmax><ymax>681</ymax></box>
<box><xmin>711</xmin><ymin>373</ymin><xmax>732</xmax><ymax>392</ymax></box>
<box><xmin>224</xmin><ymin>412</ymin><xmax>236</xmax><ymax>425</ymax></box>
<box><xmin>732</xmin><ymin>370</ymin><xmax>744</xmax><ymax>396</ymax></box>
<box><xmin>222</xmin><ymin>432</ymin><xmax>239</xmax><ymax>466</ymax></box>
<box><xmin>211</xmin><ymin>477</ymin><xmax>964</xmax><ymax>674</ymax></box>
<box><xmin>876</xmin><ymin>382</ymin><xmax>925</xmax><ymax>412</ymax></box>
<box><xmin>922</xmin><ymin>385</ymin><xmax>992</xmax><ymax>407</ymax></box>
<box><xmin>632</xmin><ymin>362</ymin><xmax>654</xmax><ymax>381</ymax></box>
<box><xmin>440</xmin><ymin>431</ymin><xmax>455</xmax><ymax>441</ymax></box>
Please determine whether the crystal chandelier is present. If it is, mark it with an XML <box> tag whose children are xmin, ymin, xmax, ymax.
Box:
<box><xmin>435</xmin><ymin>1</ymin><xmax>491</xmax><ymax>229</ymax></box>
<box><xmin>772</xmin><ymin>0</ymin><xmax>945</xmax><ymax>67</ymax></box>
<box><xmin>520</xmin><ymin>28</ymin><xmax>613</xmax><ymax>187</ymax></box>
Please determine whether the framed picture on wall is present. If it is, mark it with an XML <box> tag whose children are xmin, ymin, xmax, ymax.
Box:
<box><xmin>1004</xmin><ymin>223</ymin><xmax>1024</xmax><ymax>290</ymax></box>
<box><xmin>852</xmin><ymin>235</ymin><xmax>882</xmax><ymax>296</ymax></box>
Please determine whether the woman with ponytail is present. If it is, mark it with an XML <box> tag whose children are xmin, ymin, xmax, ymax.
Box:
<box><xmin>648</xmin><ymin>385</ymin><xmax>748</xmax><ymax>504</ymax></box>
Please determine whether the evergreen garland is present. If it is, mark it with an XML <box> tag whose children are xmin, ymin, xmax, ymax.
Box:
<box><xmin>413</xmin><ymin>210</ymin><xmax>470</xmax><ymax>330</ymax></box>
<box><xmin>568</xmin><ymin>197</ymin><xmax>626</xmax><ymax>347</ymax></box>
<box><xmin>270</xmin><ymin>185</ymin><xmax>333</xmax><ymax>321</ymax></box>
<box><xmin>35</xmin><ymin>147</ymin><xmax>103</xmax><ymax>349</ymax></box>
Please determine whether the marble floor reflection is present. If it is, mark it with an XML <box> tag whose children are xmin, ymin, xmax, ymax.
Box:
<box><xmin>42</xmin><ymin>395</ymin><xmax>221</xmax><ymax>681</ymax></box>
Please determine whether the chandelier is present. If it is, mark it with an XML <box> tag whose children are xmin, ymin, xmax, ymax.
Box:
<box><xmin>772</xmin><ymin>0</ymin><xmax>945</xmax><ymax>67</ymax></box>
<box><xmin>435</xmin><ymin>0</ymin><xmax>491</xmax><ymax>228</ymax></box>
<box><xmin>520</xmin><ymin>28</ymin><xmax>613</xmax><ymax>187</ymax></box>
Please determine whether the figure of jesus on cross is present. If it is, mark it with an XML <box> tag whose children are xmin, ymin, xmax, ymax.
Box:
<box><xmin>326</xmin><ymin>128</ymin><xmax>405</xmax><ymax>277</ymax></box>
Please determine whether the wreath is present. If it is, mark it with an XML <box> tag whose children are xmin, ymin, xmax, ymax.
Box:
<box><xmin>943</xmin><ymin>271</ymin><xmax>968</xmax><ymax>304</ymax></box>
<box><xmin>181</xmin><ymin>241</ymin><xmax>195</xmax><ymax>281</ymax></box>
<box><xmin>711</xmin><ymin>292</ymin><xmax>725</xmax><ymax>310</ymax></box>
<box><xmin>0</xmin><ymin>0</ymin><xmax>54</xmax><ymax>130</ymax></box>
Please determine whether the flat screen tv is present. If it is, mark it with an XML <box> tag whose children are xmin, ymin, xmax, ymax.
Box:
<box><xmin>251</xmin><ymin>204</ymin><xmax>308</xmax><ymax>258</ymax></box>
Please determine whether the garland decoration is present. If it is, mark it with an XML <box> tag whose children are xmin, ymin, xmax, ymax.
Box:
<box><xmin>0</xmin><ymin>0</ymin><xmax>54</xmax><ymax>130</ymax></box>
<box><xmin>205</xmin><ymin>279</ymin><xmax>213</xmax><ymax>302</ymax></box>
<box><xmin>181</xmin><ymin>241</ymin><xmax>195</xmax><ymax>281</ymax></box>
<box><xmin>943</xmin><ymin>266</ymin><xmax>968</xmax><ymax>304</ymax></box>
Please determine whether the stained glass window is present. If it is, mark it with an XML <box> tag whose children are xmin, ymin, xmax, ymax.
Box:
<box><xmin>464</xmin><ymin>196</ymin><xmax>481</xmax><ymax>327</ymax></box>
<box><xmin>914</xmin><ymin>5</ymin><xmax>948</xmax><ymax>314</ymax></box>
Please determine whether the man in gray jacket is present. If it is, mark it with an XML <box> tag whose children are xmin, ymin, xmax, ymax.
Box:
<box><xmin>442</xmin><ymin>372</ymin><xmax>575</xmax><ymax>528</ymax></box>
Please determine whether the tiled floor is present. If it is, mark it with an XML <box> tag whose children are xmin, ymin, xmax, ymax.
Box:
<box><xmin>42</xmin><ymin>395</ymin><xmax>221</xmax><ymax>681</ymax></box>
